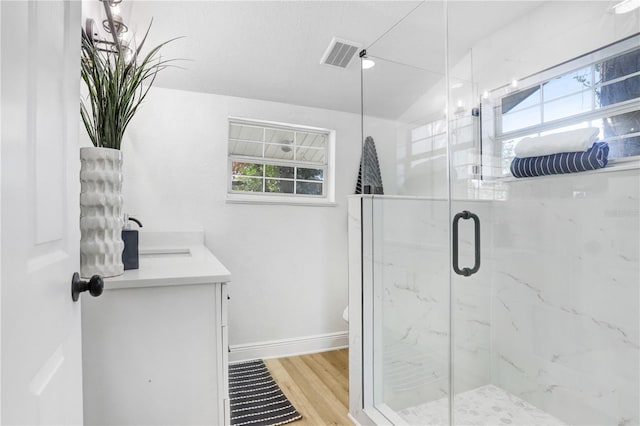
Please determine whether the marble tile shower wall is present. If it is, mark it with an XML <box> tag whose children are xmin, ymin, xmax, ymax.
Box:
<box><xmin>373</xmin><ymin>199</ymin><xmax>493</xmax><ymax>411</ymax></box>
<box><xmin>363</xmin><ymin>168</ymin><xmax>638</xmax><ymax>424</ymax></box>
<box><xmin>490</xmin><ymin>169</ymin><xmax>640</xmax><ymax>425</ymax></box>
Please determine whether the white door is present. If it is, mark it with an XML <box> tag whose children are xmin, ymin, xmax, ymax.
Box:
<box><xmin>1</xmin><ymin>0</ymin><xmax>84</xmax><ymax>424</ymax></box>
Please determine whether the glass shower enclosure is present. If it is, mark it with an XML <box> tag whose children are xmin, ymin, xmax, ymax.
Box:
<box><xmin>348</xmin><ymin>1</ymin><xmax>640</xmax><ymax>425</ymax></box>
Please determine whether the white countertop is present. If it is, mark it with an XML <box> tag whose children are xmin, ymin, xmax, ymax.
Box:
<box><xmin>104</xmin><ymin>231</ymin><xmax>231</xmax><ymax>290</ymax></box>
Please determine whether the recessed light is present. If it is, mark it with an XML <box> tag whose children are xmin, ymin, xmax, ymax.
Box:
<box><xmin>362</xmin><ymin>58</ymin><xmax>375</xmax><ymax>70</ymax></box>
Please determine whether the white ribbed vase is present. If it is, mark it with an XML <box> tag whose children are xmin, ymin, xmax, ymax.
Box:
<box><xmin>80</xmin><ymin>147</ymin><xmax>124</xmax><ymax>278</ymax></box>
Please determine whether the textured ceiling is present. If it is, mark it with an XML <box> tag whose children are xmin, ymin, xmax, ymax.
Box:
<box><xmin>103</xmin><ymin>1</ymin><xmax>547</xmax><ymax>120</ymax></box>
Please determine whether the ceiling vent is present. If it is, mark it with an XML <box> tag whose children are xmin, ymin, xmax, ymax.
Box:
<box><xmin>320</xmin><ymin>37</ymin><xmax>362</xmax><ymax>69</ymax></box>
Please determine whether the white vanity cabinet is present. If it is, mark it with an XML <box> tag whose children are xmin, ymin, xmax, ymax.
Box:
<box><xmin>81</xmin><ymin>232</ymin><xmax>231</xmax><ymax>426</ymax></box>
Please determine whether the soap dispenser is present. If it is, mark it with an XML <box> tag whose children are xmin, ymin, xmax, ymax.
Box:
<box><xmin>122</xmin><ymin>215</ymin><xmax>143</xmax><ymax>270</ymax></box>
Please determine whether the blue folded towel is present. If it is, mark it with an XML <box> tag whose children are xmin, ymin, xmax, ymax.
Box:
<box><xmin>510</xmin><ymin>142</ymin><xmax>609</xmax><ymax>178</ymax></box>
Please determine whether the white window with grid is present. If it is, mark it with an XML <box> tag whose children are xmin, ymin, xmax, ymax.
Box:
<box><xmin>488</xmin><ymin>35</ymin><xmax>640</xmax><ymax>175</ymax></box>
<box><xmin>227</xmin><ymin>118</ymin><xmax>335</xmax><ymax>205</ymax></box>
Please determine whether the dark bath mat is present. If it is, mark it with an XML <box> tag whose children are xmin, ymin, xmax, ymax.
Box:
<box><xmin>229</xmin><ymin>359</ymin><xmax>302</xmax><ymax>426</ymax></box>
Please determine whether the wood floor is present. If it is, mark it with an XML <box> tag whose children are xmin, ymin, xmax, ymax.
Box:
<box><xmin>264</xmin><ymin>349</ymin><xmax>352</xmax><ymax>426</ymax></box>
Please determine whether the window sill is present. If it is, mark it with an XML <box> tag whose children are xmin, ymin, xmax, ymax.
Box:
<box><xmin>226</xmin><ymin>194</ymin><xmax>337</xmax><ymax>207</ymax></box>
<box><xmin>498</xmin><ymin>158</ymin><xmax>640</xmax><ymax>183</ymax></box>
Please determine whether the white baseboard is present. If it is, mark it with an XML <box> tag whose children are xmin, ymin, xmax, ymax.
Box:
<box><xmin>229</xmin><ymin>331</ymin><xmax>348</xmax><ymax>362</ymax></box>
<box><xmin>348</xmin><ymin>413</ymin><xmax>363</xmax><ymax>426</ymax></box>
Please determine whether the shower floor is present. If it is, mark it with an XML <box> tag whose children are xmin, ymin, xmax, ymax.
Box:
<box><xmin>398</xmin><ymin>384</ymin><xmax>566</xmax><ymax>426</ymax></box>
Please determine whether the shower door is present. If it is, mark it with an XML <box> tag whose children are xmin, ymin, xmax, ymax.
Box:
<box><xmin>447</xmin><ymin>2</ymin><xmax>640</xmax><ymax>425</ymax></box>
<box><xmin>358</xmin><ymin>1</ymin><xmax>455</xmax><ymax>424</ymax></box>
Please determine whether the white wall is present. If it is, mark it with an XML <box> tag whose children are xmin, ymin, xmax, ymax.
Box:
<box><xmin>114</xmin><ymin>87</ymin><xmax>397</xmax><ymax>355</ymax></box>
<box><xmin>462</xmin><ymin>1</ymin><xmax>640</xmax><ymax>96</ymax></box>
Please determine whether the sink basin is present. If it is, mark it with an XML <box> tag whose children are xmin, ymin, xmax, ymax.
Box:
<box><xmin>139</xmin><ymin>248</ymin><xmax>192</xmax><ymax>259</ymax></box>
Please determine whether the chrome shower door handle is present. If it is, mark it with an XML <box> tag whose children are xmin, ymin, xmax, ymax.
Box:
<box><xmin>452</xmin><ymin>210</ymin><xmax>481</xmax><ymax>277</ymax></box>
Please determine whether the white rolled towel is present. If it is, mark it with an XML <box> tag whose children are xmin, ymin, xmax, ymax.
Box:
<box><xmin>514</xmin><ymin>127</ymin><xmax>600</xmax><ymax>158</ymax></box>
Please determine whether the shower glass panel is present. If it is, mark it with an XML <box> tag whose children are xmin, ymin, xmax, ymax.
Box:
<box><xmin>359</xmin><ymin>1</ymin><xmax>450</xmax><ymax>423</ymax></box>
<box><xmin>447</xmin><ymin>1</ymin><xmax>640</xmax><ymax>425</ymax></box>
<box><xmin>364</xmin><ymin>196</ymin><xmax>451</xmax><ymax>423</ymax></box>
<box><xmin>359</xmin><ymin>1</ymin><xmax>639</xmax><ymax>425</ymax></box>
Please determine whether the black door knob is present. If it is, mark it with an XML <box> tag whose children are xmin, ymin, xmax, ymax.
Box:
<box><xmin>71</xmin><ymin>272</ymin><xmax>104</xmax><ymax>302</ymax></box>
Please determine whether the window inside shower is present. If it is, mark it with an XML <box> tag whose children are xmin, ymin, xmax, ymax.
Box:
<box><xmin>491</xmin><ymin>36</ymin><xmax>640</xmax><ymax>175</ymax></box>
